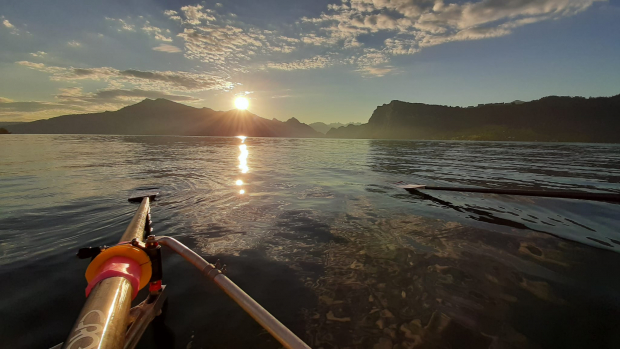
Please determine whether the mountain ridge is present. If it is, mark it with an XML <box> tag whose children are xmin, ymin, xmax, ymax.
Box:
<box><xmin>7</xmin><ymin>94</ymin><xmax>620</xmax><ymax>142</ymax></box>
<box><xmin>309</xmin><ymin>121</ymin><xmax>362</xmax><ymax>134</ymax></box>
<box><xmin>7</xmin><ymin>98</ymin><xmax>323</xmax><ymax>138</ymax></box>
<box><xmin>327</xmin><ymin>94</ymin><xmax>620</xmax><ymax>142</ymax></box>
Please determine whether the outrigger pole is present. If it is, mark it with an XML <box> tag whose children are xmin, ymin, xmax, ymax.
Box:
<box><xmin>398</xmin><ymin>184</ymin><xmax>620</xmax><ymax>203</ymax></box>
<box><xmin>60</xmin><ymin>191</ymin><xmax>310</xmax><ymax>349</ymax></box>
<box><xmin>155</xmin><ymin>236</ymin><xmax>310</xmax><ymax>349</ymax></box>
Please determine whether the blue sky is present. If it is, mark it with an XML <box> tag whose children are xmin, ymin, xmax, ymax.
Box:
<box><xmin>0</xmin><ymin>0</ymin><xmax>618</xmax><ymax>123</ymax></box>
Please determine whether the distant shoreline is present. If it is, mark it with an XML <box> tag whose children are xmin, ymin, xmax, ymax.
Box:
<box><xmin>4</xmin><ymin>133</ymin><xmax>620</xmax><ymax>145</ymax></box>
<box><xmin>6</xmin><ymin>94</ymin><xmax>620</xmax><ymax>143</ymax></box>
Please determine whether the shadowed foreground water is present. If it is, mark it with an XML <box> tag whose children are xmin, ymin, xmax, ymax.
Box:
<box><xmin>1</xmin><ymin>135</ymin><xmax>620</xmax><ymax>349</ymax></box>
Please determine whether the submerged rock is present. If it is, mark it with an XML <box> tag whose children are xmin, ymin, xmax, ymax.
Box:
<box><xmin>326</xmin><ymin>311</ymin><xmax>351</xmax><ymax>323</ymax></box>
<box><xmin>373</xmin><ymin>337</ymin><xmax>393</xmax><ymax>349</ymax></box>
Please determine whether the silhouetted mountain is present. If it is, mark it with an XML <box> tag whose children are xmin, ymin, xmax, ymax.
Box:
<box><xmin>0</xmin><ymin>122</ymin><xmax>25</xmax><ymax>128</ymax></box>
<box><xmin>327</xmin><ymin>95</ymin><xmax>620</xmax><ymax>142</ymax></box>
<box><xmin>309</xmin><ymin>121</ymin><xmax>362</xmax><ymax>134</ymax></box>
<box><xmin>7</xmin><ymin>99</ymin><xmax>322</xmax><ymax>138</ymax></box>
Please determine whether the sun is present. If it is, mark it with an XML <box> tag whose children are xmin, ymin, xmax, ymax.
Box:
<box><xmin>234</xmin><ymin>97</ymin><xmax>249</xmax><ymax>110</ymax></box>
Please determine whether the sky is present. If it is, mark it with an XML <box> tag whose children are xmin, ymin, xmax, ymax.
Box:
<box><xmin>0</xmin><ymin>0</ymin><xmax>619</xmax><ymax>124</ymax></box>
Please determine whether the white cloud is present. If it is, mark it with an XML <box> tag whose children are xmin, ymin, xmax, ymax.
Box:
<box><xmin>168</xmin><ymin>14</ymin><xmax>182</xmax><ymax>22</ymax></box>
<box><xmin>177</xmin><ymin>25</ymin><xmax>266</xmax><ymax>70</ymax></box>
<box><xmin>166</xmin><ymin>5</ymin><xmax>308</xmax><ymax>72</ymax></box>
<box><xmin>155</xmin><ymin>33</ymin><xmax>171</xmax><ymax>41</ymax></box>
<box><xmin>29</xmin><ymin>51</ymin><xmax>48</xmax><ymax>57</ymax></box>
<box><xmin>17</xmin><ymin>61</ymin><xmax>66</xmax><ymax>74</ymax></box>
<box><xmin>179</xmin><ymin>4</ymin><xmax>216</xmax><ymax>25</ymax></box>
<box><xmin>267</xmin><ymin>55</ymin><xmax>333</xmax><ymax>71</ymax></box>
<box><xmin>56</xmin><ymin>87</ymin><xmax>84</xmax><ymax>97</ymax></box>
<box><xmin>301</xmin><ymin>33</ymin><xmax>338</xmax><ymax>46</ymax></box>
<box><xmin>2</xmin><ymin>18</ymin><xmax>20</xmax><ymax>35</ymax></box>
<box><xmin>356</xmin><ymin>65</ymin><xmax>394</xmax><ymax>77</ymax></box>
<box><xmin>67</xmin><ymin>40</ymin><xmax>81</xmax><ymax>47</ymax></box>
<box><xmin>346</xmin><ymin>49</ymin><xmax>395</xmax><ymax>76</ymax></box>
<box><xmin>279</xmin><ymin>36</ymin><xmax>300</xmax><ymax>44</ymax></box>
<box><xmin>293</xmin><ymin>0</ymin><xmax>603</xmax><ymax>75</ymax></box>
<box><xmin>153</xmin><ymin>0</ymin><xmax>602</xmax><ymax>77</ymax></box>
<box><xmin>142</xmin><ymin>21</ymin><xmax>172</xmax><ymax>41</ymax></box>
<box><xmin>384</xmin><ymin>38</ymin><xmax>419</xmax><ymax>55</ymax></box>
<box><xmin>153</xmin><ymin>44</ymin><xmax>182</xmax><ymax>53</ymax></box>
<box><xmin>105</xmin><ymin>17</ymin><xmax>174</xmax><ymax>41</ymax></box>
<box><xmin>105</xmin><ymin>17</ymin><xmax>136</xmax><ymax>31</ymax></box>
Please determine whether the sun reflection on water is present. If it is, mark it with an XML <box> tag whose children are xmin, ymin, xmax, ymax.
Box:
<box><xmin>236</xmin><ymin>136</ymin><xmax>248</xmax><ymax>195</ymax></box>
<box><xmin>238</xmin><ymin>144</ymin><xmax>249</xmax><ymax>174</ymax></box>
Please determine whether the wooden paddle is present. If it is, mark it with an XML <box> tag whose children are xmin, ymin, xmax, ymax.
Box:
<box><xmin>398</xmin><ymin>184</ymin><xmax>620</xmax><ymax>203</ymax></box>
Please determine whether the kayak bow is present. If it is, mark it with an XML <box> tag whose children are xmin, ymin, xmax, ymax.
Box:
<box><xmin>60</xmin><ymin>192</ymin><xmax>310</xmax><ymax>349</ymax></box>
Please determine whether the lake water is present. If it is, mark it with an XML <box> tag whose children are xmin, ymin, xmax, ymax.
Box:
<box><xmin>1</xmin><ymin>135</ymin><xmax>620</xmax><ymax>349</ymax></box>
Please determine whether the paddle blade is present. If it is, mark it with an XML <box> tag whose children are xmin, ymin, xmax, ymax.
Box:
<box><xmin>128</xmin><ymin>189</ymin><xmax>160</xmax><ymax>203</ymax></box>
<box><xmin>394</xmin><ymin>182</ymin><xmax>426</xmax><ymax>190</ymax></box>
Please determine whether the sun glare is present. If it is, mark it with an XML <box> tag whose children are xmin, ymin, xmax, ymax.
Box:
<box><xmin>234</xmin><ymin>97</ymin><xmax>249</xmax><ymax>110</ymax></box>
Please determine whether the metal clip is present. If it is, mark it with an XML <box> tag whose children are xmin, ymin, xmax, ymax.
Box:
<box><xmin>213</xmin><ymin>259</ymin><xmax>227</xmax><ymax>274</ymax></box>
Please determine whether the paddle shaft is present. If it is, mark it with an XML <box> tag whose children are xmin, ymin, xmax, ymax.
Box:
<box><xmin>405</xmin><ymin>185</ymin><xmax>620</xmax><ymax>203</ymax></box>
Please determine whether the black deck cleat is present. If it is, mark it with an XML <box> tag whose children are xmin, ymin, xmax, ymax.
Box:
<box><xmin>77</xmin><ymin>246</ymin><xmax>103</xmax><ymax>260</ymax></box>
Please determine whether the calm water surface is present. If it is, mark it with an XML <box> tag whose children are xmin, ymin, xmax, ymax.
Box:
<box><xmin>1</xmin><ymin>135</ymin><xmax>620</xmax><ymax>348</ymax></box>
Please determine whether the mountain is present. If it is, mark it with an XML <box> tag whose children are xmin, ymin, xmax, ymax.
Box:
<box><xmin>0</xmin><ymin>122</ymin><xmax>25</xmax><ymax>128</ymax></box>
<box><xmin>327</xmin><ymin>95</ymin><xmax>620</xmax><ymax>142</ymax></box>
<box><xmin>309</xmin><ymin>122</ymin><xmax>362</xmax><ymax>134</ymax></box>
<box><xmin>7</xmin><ymin>99</ymin><xmax>323</xmax><ymax>138</ymax></box>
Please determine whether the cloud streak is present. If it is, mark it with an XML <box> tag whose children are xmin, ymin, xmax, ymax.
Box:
<box><xmin>56</xmin><ymin>87</ymin><xmax>199</xmax><ymax>103</ymax></box>
<box><xmin>153</xmin><ymin>44</ymin><xmax>182</xmax><ymax>52</ymax></box>
<box><xmin>0</xmin><ymin>99</ymin><xmax>81</xmax><ymax>113</ymax></box>
<box><xmin>17</xmin><ymin>61</ymin><xmax>233</xmax><ymax>91</ymax></box>
<box><xmin>0</xmin><ymin>97</ymin><xmax>85</xmax><ymax>121</ymax></box>
<box><xmin>0</xmin><ymin>87</ymin><xmax>200</xmax><ymax>121</ymax></box>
